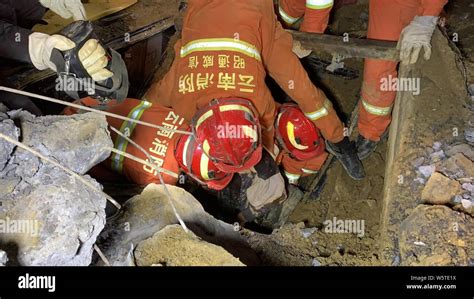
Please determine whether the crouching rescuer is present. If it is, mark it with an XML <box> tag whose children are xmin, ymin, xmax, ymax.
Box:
<box><xmin>144</xmin><ymin>0</ymin><xmax>365</xmax><ymax>180</ymax></box>
<box><xmin>67</xmin><ymin>98</ymin><xmax>293</xmax><ymax>230</ymax></box>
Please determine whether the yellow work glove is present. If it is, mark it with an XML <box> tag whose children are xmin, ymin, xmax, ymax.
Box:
<box><xmin>78</xmin><ymin>39</ymin><xmax>114</xmax><ymax>82</ymax></box>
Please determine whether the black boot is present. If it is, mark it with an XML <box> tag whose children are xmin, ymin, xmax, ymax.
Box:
<box><xmin>326</xmin><ymin>137</ymin><xmax>365</xmax><ymax>180</ymax></box>
<box><xmin>355</xmin><ymin>135</ymin><xmax>379</xmax><ymax>160</ymax></box>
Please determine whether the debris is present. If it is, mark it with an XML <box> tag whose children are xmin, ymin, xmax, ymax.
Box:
<box><xmin>429</xmin><ymin>150</ymin><xmax>445</xmax><ymax>162</ymax></box>
<box><xmin>432</xmin><ymin>142</ymin><xmax>442</xmax><ymax>151</ymax></box>
<box><xmin>7</xmin><ymin>110</ymin><xmax>112</xmax><ymax>174</ymax></box>
<box><xmin>418</xmin><ymin>165</ymin><xmax>436</xmax><ymax>178</ymax></box>
<box><xmin>399</xmin><ymin>205</ymin><xmax>473</xmax><ymax>266</ymax></box>
<box><xmin>445</xmin><ymin>144</ymin><xmax>474</xmax><ymax>161</ymax></box>
<box><xmin>300</xmin><ymin>227</ymin><xmax>318</xmax><ymax>238</ymax></box>
<box><xmin>421</xmin><ymin>172</ymin><xmax>461</xmax><ymax>205</ymax></box>
<box><xmin>410</xmin><ymin>157</ymin><xmax>425</xmax><ymax>168</ymax></box>
<box><xmin>134</xmin><ymin>225</ymin><xmax>245</xmax><ymax>266</ymax></box>
<box><xmin>99</xmin><ymin>184</ymin><xmax>260</xmax><ymax>266</ymax></box>
<box><xmin>461</xmin><ymin>199</ymin><xmax>473</xmax><ymax>209</ymax></box>
<box><xmin>414</xmin><ymin>241</ymin><xmax>426</xmax><ymax>246</ymax></box>
<box><xmin>0</xmin><ymin>119</ymin><xmax>19</xmax><ymax>171</ymax></box>
<box><xmin>0</xmin><ymin>111</ymin><xmax>112</xmax><ymax>266</ymax></box>
<box><xmin>442</xmin><ymin>153</ymin><xmax>474</xmax><ymax>179</ymax></box>
<box><xmin>311</xmin><ymin>258</ymin><xmax>321</xmax><ymax>266</ymax></box>
<box><xmin>414</xmin><ymin>177</ymin><xmax>425</xmax><ymax>184</ymax></box>
<box><xmin>0</xmin><ymin>250</ymin><xmax>7</xmax><ymax>266</ymax></box>
<box><xmin>462</xmin><ymin>183</ymin><xmax>474</xmax><ymax>193</ymax></box>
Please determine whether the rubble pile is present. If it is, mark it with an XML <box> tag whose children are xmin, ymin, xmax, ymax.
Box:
<box><xmin>403</xmin><ymin>141</ymin><xmax>474</xmax><ymax>265</ymax></box>
<box><xmin>414</xmin><ymin>141</ymin><xmax>474</xmax><ymax>215</ymax></box>
<box><xmin>0</xmin><ymin>109</ymin><xmax>112</xmax><ymax>266</ymax></box>
<box><xmin>399</xmin><ymin>205</ymin><xmax>473</xmax><ymax>266</ymax></box>
<box><xmin>134</xmin><ymin>224</ymin><xmax>245</xmax><ymax>266</ymax></box>
<box><xmin>98</xmin><ymin>184</ymin><xmax>258</xmax><ymax>266</ymax></box>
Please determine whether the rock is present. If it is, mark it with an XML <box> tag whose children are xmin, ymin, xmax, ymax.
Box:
<box><xmin>461</xmin><ymin>199</ymin><xmax>473</xmax><ymax>209</ymax></box>
<box><xmin>0</xmin><ymin>119</ymin><xmax>20</xmax><ymax>171</ymax></box>
<box><xmin>445</xmin><ymin>144</ymin><xmax>474</xmax><ymax>161</ymax></box>
<box><xmin>442</xmin><ymin>153</ymin><xmax>474</xmax><ymax>179</ymax></box>
<box><xmin>3</xmin><ymin>169</ymin><xmax>107</xmax><ymax>266</ymax></box>
<box><xmin>421</xmin><ymin>172</ymin><xmax>461</xmax><ymax>205</ymax></box>
<box><xmin>300</xmin><ymin>227</ymin><xmax>317</xmax><ymax>238</ymax></box>
<box><xmin>432</xmin><ymin>142</ymin><xmax>442</xmax><ymax>151</ymax></box>
<box><xmin>0</xmin><ymin>250</ymin><xmax>7</xmax><ymax>266</ymax></box>
<box><xmin>462</xmin><ymin>183</ymin><xmax>474</xmax><ymax>193</ymax></box>
<box><xmin>399</xmin><ymin>205</ymin><xmax>473</xmax><ymax>266</ymax></box>
<box><xmin>311</xmin><ymin>258</ymin><xmax>321</xmax><ymax>267</ymax></box>
<box><xmin>99</xmin><ymin>184</ymin><xmax>260</xmax><ymax>266</ymax></box>
<box><xmin>134</xmin><ymin>225</ymin><xmax>245</xmax><ymax>266</ymax></box>
<box><xmin>429</xmin><ymin>150</ymin><xmax>445</xmax><ymax>162</ymax></box>
<box><xmin>410</xmin><ymin>157</ymin><xmax>425</xmax><ymax>168</ymax></box>
<box><xmin>0</xmin><ymin>112</ymin><xmax>112</xmax><ymax>266</ymax></box>
<box><xmin>418</xmin><ymin>165</ymin><xmax>435</xmax><ymax>178</ymax></box>
<box><xmin>7</xmin><ymin>110</ymin><xmax>112</xmax><ymax>175</ymax></box>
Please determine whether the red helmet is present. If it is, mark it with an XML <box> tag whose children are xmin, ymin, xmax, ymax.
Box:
<box><xmin>175</xmin><ymin>132</ymin><xmax>233</xmax><ymax>191</ymax></box>
<box><xmin>275</xmin><ymin>103</ymin><xmax>326</xmax><ymax>161</ymax></box>
<box><xmin>191</xmin><ymin>98</ymin><xmax>262</xmax><ymax>173</ymax></box>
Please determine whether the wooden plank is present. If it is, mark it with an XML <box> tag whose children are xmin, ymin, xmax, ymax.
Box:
<box><xmin>33</xmin><ymin>0</ymin><xmax>138</xmax><ymax>35</ymax></box>
<box><xmin>290</xmin><ymin>30</ymin><xmax>399</xmax><ymax>61</ymax></box>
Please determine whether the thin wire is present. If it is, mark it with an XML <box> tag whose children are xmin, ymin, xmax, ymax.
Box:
<box><xmin>0</xmin><ymin>86</ymin><xmax>192</xmax><ymax>136</ymax></box>
<box><xmin>94</xmin><ymin>244</ymin><xmax>111</xmax><ymax>266</ymax></box>
<box><xmin>107</xmin><ymin>147</ymin><xmax>179</xmax><ymax>179</ymax></box>
<box><xmin>0</xmin><ymin>132</ymin><xmax>121</xmax><ymax>209</ymax></box>
<box><xmin>110</xmin><ymin>127</ymin><xmax>188</xmax><ymax>233</ymax></box>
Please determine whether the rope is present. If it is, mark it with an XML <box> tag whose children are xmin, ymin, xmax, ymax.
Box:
<box><xmin>0</xmin><ymin>86</ymin><xmax>192</xmax><ymax>136</ymax></box>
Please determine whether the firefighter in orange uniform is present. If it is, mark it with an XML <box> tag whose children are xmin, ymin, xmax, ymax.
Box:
<box><xmin>145</xmin><ymin>0</ymin><xmax>364</xmax><ymax>180</ymax></box>
<box><xmin>279</xmin><ymin>0</ymin><xmax>448</xmax><ymax>159</ymax></box>
<box><xmin>65</xmin><ymin>97</ymin><xmax>291</xmax><ymax>229</ymax></box>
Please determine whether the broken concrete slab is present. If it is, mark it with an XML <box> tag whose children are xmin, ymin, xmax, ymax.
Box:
<box><xmin>442</xmin><ymin>153</ymin><xmax>474</xmax><ymax>179</ymax></box>
<box><xmin>135</xmin><ymin>225</ymin><xmax>245</xmax><ymax>266</ymax></box>
<box><xmin>421</xmin><ymin>172</ymin><xmax>462</xmax><ymax>205</ymax></box>
<box><xmin>0</xmin><ymin>111</ymin><xmax>112</xmax><ymax>266</ymax></box>
<box><xmin>399</xmin><ymin>205</ymin><xmax>473</xmax><ymax>266</ymax></box>
<box><xmin>99</xmin><ymin>184</ymin><xmax>260</xmax><ymax>266</ymax></box>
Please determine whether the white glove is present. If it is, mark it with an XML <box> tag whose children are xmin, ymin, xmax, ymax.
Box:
<box><xmin>292</xmin><ymin>40</ymin><xmax>312</xmax><ymax>59</ymax></box>
<box><xmin>397</xmin><ymin>16</ymin><xmax>438</xmax><ymax>65</ymax></box>
<box><xmin>29</xmin><ymin>32</ymin><xmax>76</xmax><ymax>71</ymax></box>
<box><xmin>29</xmin><ymin>34</ymin><xmax>114</xmax><ymax>82</ymax></box>
<box><xmin>39</xmin><ymin>0</ymin><xmax>87</xmax><ymax>21</ymax></box>
<box><xmin>78</xmin><ymin>39</ymin><xmax>114</xmax><ymax>82</ymax></box>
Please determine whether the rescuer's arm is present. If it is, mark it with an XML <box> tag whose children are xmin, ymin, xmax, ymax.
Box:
<box><xmin>262</xmin><ymin>19</ymin><xmax>344</xmax><ymax>142</ymax></box>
